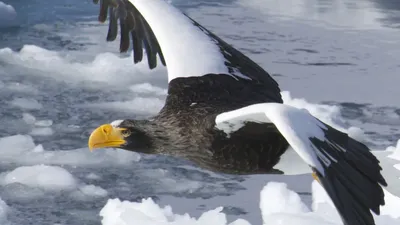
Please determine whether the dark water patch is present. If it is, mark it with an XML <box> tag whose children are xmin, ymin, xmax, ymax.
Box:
<box><xmin>325</xmin><ymin>101</ymin><xmax>400</xmax><ymax>125</ymax></box>
<box><xmin>292</xmin><ymin>48</ymin><xmax>319</xmax><ymax>54</ymax></box>
<box><xmin>370</xmin><ymin>0</ymin><xmax>400</xmax><ymax>29</ymax></box>
<box><xmin>222</xmin><ymin>206</ymin><xmax>248</xmax><ymax>216</ymax></box>
<box><xmin>273</xmin><ymin>60</ymin><xmax>355</xmax><ymax>66</ymax></box>
<box><xmin>306</xmin><ymin>62</ymin><xmax>355</xmax><ymax>66</ymax></box>
<box><xmin>239</xmin><ymin>47</ymin><xmax>270</xmax><ymax>54</ymax></box>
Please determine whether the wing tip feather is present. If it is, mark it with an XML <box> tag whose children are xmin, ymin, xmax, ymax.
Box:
<box><xmin>311</xmin><ymin>125</ymin><xmax>387</xmax><ymax>225</ymax></box>
<box><xmin>93</xmin><ymin>0</ymin><xmax>166</xmax><ymax>70</ymax></box>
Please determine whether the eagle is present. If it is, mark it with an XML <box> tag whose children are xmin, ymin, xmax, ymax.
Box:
<box><xmin>87</xmin><ymin>1</ymin><xmax>387</xmax><ymax>224</ymax></box>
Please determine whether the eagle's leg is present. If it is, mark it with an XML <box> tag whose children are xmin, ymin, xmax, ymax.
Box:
<box><xmin>312</xmin><ymin>171</ymin><xmax>320</xmax><ymax>183</ymax></box>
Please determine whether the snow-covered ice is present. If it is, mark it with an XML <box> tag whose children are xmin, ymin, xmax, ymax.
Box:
<box><xmin>30</xmin><ymin>127</ymin><xmax>54</xmax><ymax>136</ymax></box>
<box><xmin>99</xmin><ymin>180</ymin><xmax>400</xmax><ymax>225</ymax></box>
<box><xmin>0</xmin><ymin>45</ymin><xmax>166</xmax><ymax>86</ymax></box>
<box><xmin>78</xmin><ymin>185</ymin><xmax>108</xmax><ymax>197</ymax></box>
<box><xmin>9</xmin><ymin>98</ymin><xmax>43</xmax><ymax>110</ymax></box>
<box><xmin>80</xmin><ymin>97</ymin><xmax>165</xmax><ymax>115</ymax></box>
<box><xmin>22</xmin><ymin>113</ymin><xmax>36</xmax><ymax>125</ymax></box>
<box><xmin>0</xmin><ymin>135</ymin><xmax>141</xmax><ymax>166</ymax></box>
<box><xmin>1</xmin><ymin>165</ymin><xmax>78</xmax><ymax>191</ymax></box>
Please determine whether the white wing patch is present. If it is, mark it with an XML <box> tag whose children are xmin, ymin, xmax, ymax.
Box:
<box><xmin>215</xmin><ymin>103</ymin><xmax>338</xmax><ymax>176</ymax></box>
<box><xmin>215</xmin><ymin>111</ymin><xmax>270</xmax><ymax>136</ymax></box>
<box><xmin>128</xmin><ymin>0</ymin><xmax>250</xmax><ymax>81</ymax></box>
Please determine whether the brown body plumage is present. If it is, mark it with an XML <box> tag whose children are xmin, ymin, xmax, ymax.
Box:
<box><xmin>117</xmin><ymin>75</ymin><xmax>289</xmax><ymax>174</ymax></box>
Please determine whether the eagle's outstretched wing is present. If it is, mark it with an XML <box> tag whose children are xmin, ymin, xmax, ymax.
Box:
<box><xmin>93</xmin><ymin>0</ymin><xmax>282</xmax><ymax>104</ymax></box>
<box><xmin>216</xmin><ymin>103</ymin><xmax>387</xmax><ymax>225</ymax></box>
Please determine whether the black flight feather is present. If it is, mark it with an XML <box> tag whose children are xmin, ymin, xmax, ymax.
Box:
<box><xmin>107</xmin><ymin>7</ymin><xmax>118</xmax><ymax>41</ymax></box>
<box><xmin>311</xmin><ymin>124</ymin><xmax>387</xmax><ymax>225</ymax></box>
<box><xmin>94</xmin><ymin>0</ymin><xmax>166</xmax><ymax>67</ymax></box>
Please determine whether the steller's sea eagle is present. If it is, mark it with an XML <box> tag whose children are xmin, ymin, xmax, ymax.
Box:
<box><xmin>87</xmin><ymin>1</ymin><xmax>388</xmax><ymax>224</ymax></box>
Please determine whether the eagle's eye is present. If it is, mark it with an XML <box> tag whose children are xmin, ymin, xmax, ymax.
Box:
<box><xmin>121</xmin><ymin>129</ymin><xmax>132</xmax><ymax>137</ymax></box>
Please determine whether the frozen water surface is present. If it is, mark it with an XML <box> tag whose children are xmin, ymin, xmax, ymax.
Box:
<box><xmin>1</xmin><ymin>0</ymin><xmax>400</xmax><ymax>224</ymax></box>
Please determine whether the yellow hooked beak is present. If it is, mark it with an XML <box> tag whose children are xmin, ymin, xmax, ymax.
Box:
<box><xmin>88</xmin><ymin>124</ymin><xmax>127</xmax><ymax>151</ymax></box>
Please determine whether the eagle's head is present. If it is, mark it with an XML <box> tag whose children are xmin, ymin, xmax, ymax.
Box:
<box><xmin>88</xmin><ymin>120</ymin><xmax>154</xmax><ymax>153</ymax></box>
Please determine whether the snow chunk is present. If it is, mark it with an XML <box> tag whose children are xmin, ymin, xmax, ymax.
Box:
<box><xmin>260</xmin><ymin>182</ymin><xmax>309</xmax><ymax>219</ymax></box>
<box><xmin>100</xmin><ymin>198</ymin><xmax>248</xmax><ymax>225</ymax></box>
<box><xmin>380</xmin><ymin>189</ymin><xmax>400</xmax><ymax>219</ymax></box>
<box><xmin>80</xmin><ymin>97</ymin><xmax>164</xmax><ymax>115</ymax></box>
<box><xmin>347</xmin><ymin>126</ymin><xmax>367</xmax><ymax>142</ymax></box>
<box><xmin>0</xmin><ymin>134</ymin><xmax>141</xmax><ymax>166</ymax></box>
<box><xmin>1</xmin><ymin>183</ymin><xmax>46</xmax><ymax>201</ymax></box>
<box><xmin>34</xmin><ymin>120</ymin><xmax>53</xmax><ymax>127</ymax></box>
<box><xmin>2</xmin><ymin>165</ymin><xmax>77</xmax><ymax>191</ymax></box>
<box><xmin>70</xmin><ymin>184</ymin><xmax>108</xmax><ymax>201</ymax></box>
<box><xmin>0</xmin><ymin>45</ymin><xmax>166</xmax><ymax>86</ymax></box>
<box><xmin>79</xmin><ymin>185</ymin><xmax>108</xmax><ymax>197</ymax></box>
<box><xmin>130</xmin><ymin>83</ymin><xmax>167</xmax><ymax>96</ymax></box>
<box><xmin>86</xmin><ymin>173</ymin><xmax>101</xmax><ymax>180</ymax></box>
<box><xmin>22</xmin><ymin>113</ymin><xmax>36</xmax><ymax>125</ymax></box>
<box><xmin>9</xmin><ymin>98</ymin><xmax>43</xmax><ymax>110</ymax></box>
<box><xmin>0</xmin><ymin>135</ymin><xmax>36</xmax><ymax>155</ymax></box>
<box><xmin>387</xmin><ymin>140</ymin><xmax>400</xmax><ymax>161</ymax></box>
<box><xmin>32</xmin><ymin>144</ymin><xmax>45</xmax><ymax>153</ymax></box>
<box><xmin>0</xmin><ymin>1</ymin><xmax>17</xmax><ymax>28</ymax></box>
<box><xmin>30</xmin><ymin>127</ymin><xmax>54</xmax><ymax>136</ymax></box>
<box><xmin>99</xmin><ymin>180</ymin><xmax>400</xmax><ymax>225</ymax></box>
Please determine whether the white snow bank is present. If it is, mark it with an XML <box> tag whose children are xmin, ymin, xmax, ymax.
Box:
<box><xmin>79</xmin><ymin>97</ymin><xmax>165</xmax><ymax>115</ymax></box>
<box><xmin>0</xmin><ymin>1</ymin><xmax>17</xmax><ymax>28</ymax></box>
<box><xmin>100</xmin><ymin>198</ymin><xmax>250</xmax><ymax>225</ymax></box>
<box><xmin>100</xmin><ymin>181</ymin><xmax>400</xmax><ymax>225</ymax></box>
<box><xmin>0</xmin><ymin>135</ymin><xmax>140</xmax><ymax>166</ymax></box>
<box><xmin>0</xmin><ymin>164</ymin><xmax>108</xmax><ymax>202</ymax></box>
<box><xmin>1</xmin><ymin>165</ymin><xmax>77</xmax><ymax>191</ymax></box>
<box><xmin>0</xmin><ymin>45</ymin><xmax>167</xmax><ymax>86</ymax></box>
<box><xmin>260</xmin><ymin>182</ymin><xmax>309</xmax><ymax>217</ymax></box>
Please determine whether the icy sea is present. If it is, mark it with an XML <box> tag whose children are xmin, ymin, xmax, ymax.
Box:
<box><xmin>1</xmin><ymin>0</ymin><xmax>400</xmax><ymax>224</ymax></box>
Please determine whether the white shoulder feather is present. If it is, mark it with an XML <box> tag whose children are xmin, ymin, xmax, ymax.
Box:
<box><xmin>128</xmin><ymin>0</ymin><xmax>234</xmax><ymax>81</ymax></box>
